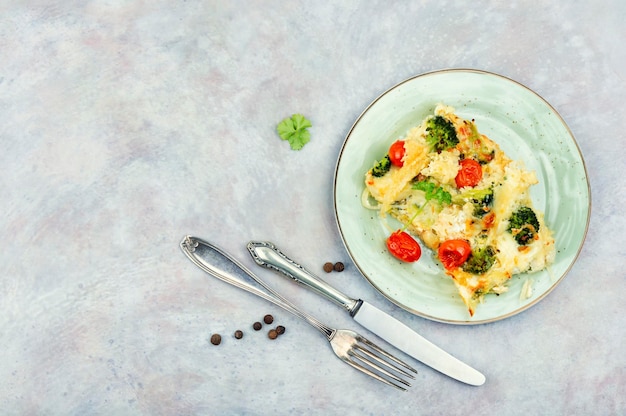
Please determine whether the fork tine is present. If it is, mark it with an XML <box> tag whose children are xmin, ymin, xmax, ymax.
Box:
<box><xmin>341</xmin><ymin>334</ymin><xmax>418</xmax><ymax>390</ymax></box>
<box><xmin>355</xmin><ymin>335</ymin><xmax>418</xmax><ymax>377</ymax></box>
<box><xmin>341</xmin><ymin>358</ymin><xmax>410</xmax><ymax>391</ymax></box>
<box><xmin>351</xmin><ymin>342</ymin><xmax>417</xmax><ymax>382</ymax></box>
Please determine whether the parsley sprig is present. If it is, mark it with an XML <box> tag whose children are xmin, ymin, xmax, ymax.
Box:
<box><xmin>276</xmin><ymin>114</ymin><xmax>312</xmax><ymax>150</ymax></box>
<box><xmin>412</xmin><ymin>180</ymin><xmax>452</xmax><ymax>205</ymax></box>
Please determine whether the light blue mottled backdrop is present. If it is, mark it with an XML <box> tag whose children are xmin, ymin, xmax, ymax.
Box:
<box><xmin>1</xmin><ymin>1</ymin><xmax>624</xmax><ymax>415</ymax></box>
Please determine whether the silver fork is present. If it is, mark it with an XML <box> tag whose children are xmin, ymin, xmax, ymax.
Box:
<box><xmin>180</xmin><ymin>235</ymin><xmax>417</xmax><ymax>390</ymax></box>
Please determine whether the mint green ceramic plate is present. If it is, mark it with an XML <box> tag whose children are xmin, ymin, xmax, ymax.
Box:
<box><xmin>334</xmin><ymin>69</ymin><xmax>590</xmax><ymax>324</ymax></box>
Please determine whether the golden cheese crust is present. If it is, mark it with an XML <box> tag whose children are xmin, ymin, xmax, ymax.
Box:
<box><xmin>364</xmin><ymin>105</ymin><xmax>555</xmax><ymax>316</ymax></box>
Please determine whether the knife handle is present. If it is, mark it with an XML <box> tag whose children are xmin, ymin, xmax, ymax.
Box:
<box><xmin>247</xmin><ymin>241</ymin><xmax>361</xmax><ymax>315</ymax></box>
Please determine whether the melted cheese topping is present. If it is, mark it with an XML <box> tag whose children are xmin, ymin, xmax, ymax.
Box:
<box><xmin>364</xmin><ymin>104</ymin><xmax>555</xmax><ymax>316</ymax></box>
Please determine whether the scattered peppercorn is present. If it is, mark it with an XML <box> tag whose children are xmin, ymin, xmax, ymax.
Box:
<box><xmin>234</xmin><ymin>330</ymin><xmax>243</xmax><ymax>339</ymax></box>
<box><xmin>263</xmin><ymin>314</ymin><xmax>274</xmax><ymax>325</ymax></box>
<box><xmin>334</xmin><ymin>262</ymin><xmax>345</xmax><ymax>272</ymax></box>
<box><xmin>210</xmin><ymin>334</ymin><xmax>221</xmax><ymax>345</ymax></box>
<box><xmin>323</xmin><ymin>262</ymin><xmax>334</xmax><ymax>273</ymax></box>
<box><xmin>268</xmin><ymin>329</ymin><xmax>278</xmax><ymax>340</ymax></box>
<box><xmin>253</xmin><ymin>322</ymin><xmax>262</xmax><ymax>331</ymax></box>
<box><xmin>276</xmin><ymin>325</ymin><xmax>285</xmax><ymax>335</ymax></box>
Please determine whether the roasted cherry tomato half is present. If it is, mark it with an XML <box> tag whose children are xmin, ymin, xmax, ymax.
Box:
<box><xmin>388</xmin><ymin>140</ymin><xmax>406</xmax><ymax>167</ymax></box>
<box><xmin>438</xmin><ymin>239</ymin><xmax>471</xmax><ymax>270</ymax></box>
<box><xmin>386</xmin><ymin>230</ymin><xmax>421</xmax><ymax>262</ymax></box>
<box><xmin>455</xmin><ymin>158</ymin><xmax>483</xmax><ymax>188</ymax></box>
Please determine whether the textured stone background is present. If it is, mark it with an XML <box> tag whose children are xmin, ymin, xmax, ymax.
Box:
<box><xmin>1</xmin><ymin>1</ymin><xmax>624</xmax><ymax>415</ymax></box>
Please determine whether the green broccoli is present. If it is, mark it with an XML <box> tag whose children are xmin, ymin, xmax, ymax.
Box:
<box><xmin>462</xmin><ymin>245</ymin><xmax>496</xmax><ymax>274</ymax></box>
<box><xmin>371</xmin><ymin>155</ymin><xmax>391</xmax><ymax>177</ymax></box>
<box><xmin>425</xmin><ymin>115</ymin><xmax>458</xmax><ymax>153</ymax></box>
<box><xmin>466</xmin><ymin>122</ymin><xmax>496</xmax><ymax>163</ymax></box>
<box><xmin>507</xmin><ymin>206</ymin><xmax>540</xmax><ymax>245</ymax></box>
<box><xmin>453</xmin><ymin>187</ymin><xmax>494</xmax><ymax>217</ymax></box>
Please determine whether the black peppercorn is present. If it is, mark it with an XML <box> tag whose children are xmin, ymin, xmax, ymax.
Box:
<box><xmin>210</xmin><ymin>334</ymin><xmax>221</xmax><ymax>345</ymax></box>
<box><xmin>253</xmin><ymin>322</ymin><xmax>262</xmax><ymax>331</ymax></box>
<box><xmin>234</xmin><ymin>330</ymin><xmax>243</xmax><ymax>339</ymax></box>
<box><xmin>276</xmin><ymin>325</ymin><xmax>285</xmax><ymax>335</ymax></box>
<box><xmin>334</xmin><ymin>262</ymin><xmax>345</xmax><ymax>272</ymax></box>
<box><xmin>263</xmin><ymin>314</ymin><xmax>274</xmax><ymax>325</ymax></box>
<box><xmin>323</xmin><ymin>262</ymin><xmax>333</xmax><ymax>273</ymax></box>
<box><xmin>268</xmin><ymin>329</ymin><xmax>278</xmax><ymax>340</ymax></box>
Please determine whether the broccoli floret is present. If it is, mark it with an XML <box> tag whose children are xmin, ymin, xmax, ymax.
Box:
<box><xmin>371</xmin><ymin>155</ymin><xmax>391</xmax><ymax>177</ymax></box>
<box><xmin>452</xmin><ymin>187</ymin><xmax>494</xmax><ymax>217</ymax></box>
<box><xmin>472</xmin><ymin>194</ymin><xmax>493</xmax><ymax>218</ymax></box>
<box><xmin>465</xmin><ymin>121</ymin><xmax>496</xmax><ymax>163</ymax></box>
<box><xmin>425</xmin><ymin>115</ymin><xmax>459</xmax><ymax>153</ymax></box>
<box><xmin>507</xmin><ymin>206</ymin><xmax>540</xmax><ymax>245</ymax></box>
<box><xmin>462</xmin><ymin>246</ymin><xmax>496</xmax><ymax>274</ymax></box>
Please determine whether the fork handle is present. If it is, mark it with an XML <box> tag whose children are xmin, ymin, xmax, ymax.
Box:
<box><xmin>247</xmin><ymin>241</ymin><xmax>362</xmax><ymax>315</ymax></box>
<box><xmin>180</xmin><ymin>236</ymin><xmax>335</xmax><ymax>340</ymax></box>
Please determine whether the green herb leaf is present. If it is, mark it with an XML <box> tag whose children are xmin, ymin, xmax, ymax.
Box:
<box><xmin>413</xmin><ymin>180</ymin><xmax>452</xmax><ymax>205</ymax></box>
<box><xmin>277</xmin><ymin>114</ymin><xmax>312</xmax><ymax>150</ymax></box>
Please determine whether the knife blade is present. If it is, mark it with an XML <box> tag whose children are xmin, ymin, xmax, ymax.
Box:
<box><xmin>247</xmin><ymin>240</ymin><xmax>486</xmax><ymax>386</ymax></box>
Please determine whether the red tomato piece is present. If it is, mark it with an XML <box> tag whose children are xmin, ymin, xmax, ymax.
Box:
<box><xmin>438</xmin><ymin>239</ymin><xmax>471</xmax><ymax>270</ymax></box>
<box><xmin>388</xmin><ymin>140</ymin><xmax>406</xmax><ymax>167</ymax></box>
<box><xmin>386</xmin><ymin>230</ymin><xmax>421</xmax><ymax>262</ymax></box>
<box><xmin>455</xmin><ymin>158</ymin><xmax>483</xmax><ymax>188</ymax></box>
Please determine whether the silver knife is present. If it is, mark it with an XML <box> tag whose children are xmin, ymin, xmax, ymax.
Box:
<box><xmin>247</xmin><ymin>241</ymin><xmax>486</xmax><ymax>386</ymax></box>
